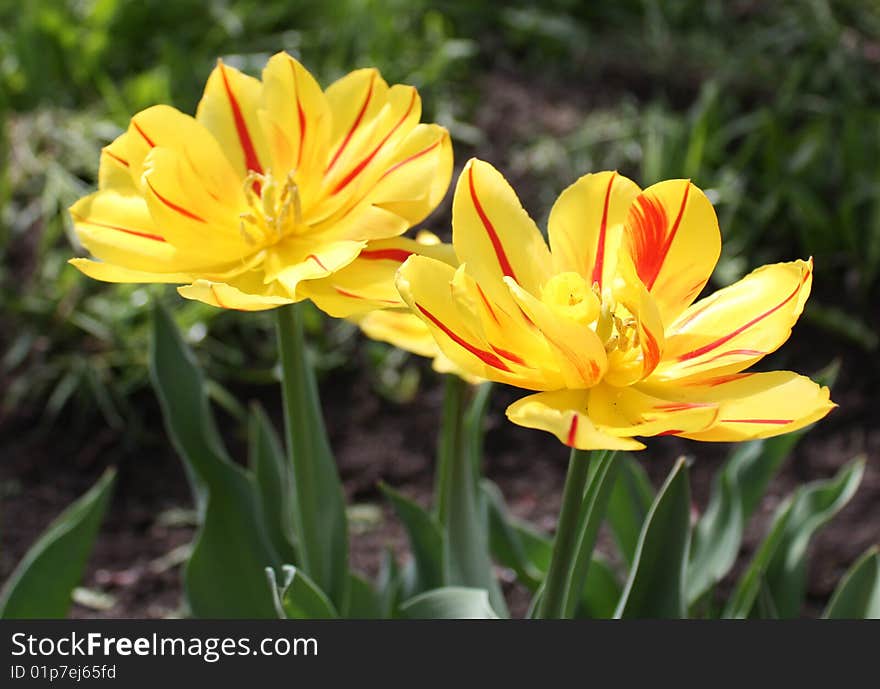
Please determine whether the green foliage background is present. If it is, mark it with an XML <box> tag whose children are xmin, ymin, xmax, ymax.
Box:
<box><xmin>2</xmin><ymin>0</ymin><xmax>879</xmax><ymax>434</ymax></box>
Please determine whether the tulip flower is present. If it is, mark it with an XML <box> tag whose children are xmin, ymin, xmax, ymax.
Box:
<box><xmin>69</xmin><ymin>52</ymin><xmax>452</xmax><ymax>313</ymax></box>
<box><xmin>397</xmin><ymin>159</ymin><xmax>835</xmax><ymax>451</ymax></box>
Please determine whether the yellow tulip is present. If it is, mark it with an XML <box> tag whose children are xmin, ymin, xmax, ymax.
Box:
<box><xmin>397</xmin><ymin>159</ymin><xmax>835</xmax><ymax>450</ymax></box>
<box><xmin>69</xmin><ymin>52</ymin><xmax>452</xmax><ymax>313</ymax></box>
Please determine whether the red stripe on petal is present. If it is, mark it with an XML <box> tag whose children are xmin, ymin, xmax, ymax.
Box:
<box><xmin>132</xmin><ymin>121</ymin><xmax>155</xmax><ymax>148</ymax></box>
<box><xmin>476</xmin><ymin>284</ymin><xmax>501</xmax><ymax>325</ymax></box>
<box><xmin>655</xmin><ymin>402</ymin><xmax>713</xmax><ymax>412</ymax></box>
<box><xmin>103</xmin><ymin>149</ymin><xmax>130</xmax><ymax>168</ymax></box>
<box><xmin>359</xmin><ymin>248</ymin><xmax>413</xmax><ymax>263</ymax></box>
<box><xmin>333</xmin><ymin>286</ymin><xmax>398</xmax><ymax>304</ymax></box>
<box><xmin>219</xmin><ymin>63</ymin><xmax>263</xmax><ymax>176</ymax></box>
<box><xmin>468</xmin><ymin>165</ymin><xmax>518</xmax><ymax>281</ymax></box>
<box><xmin>306</xmin><ymin>254</ymin><xmax>329</xmax><ymax>271</ymax></box>
<box><xmin>630</xmin><ymin>183</ymin><xmax>690</xmax><ymax>291</ymax></box>
<box><xmin>145</xmin><ymin>180</ymin><xmax>207</xmax><ymax>223</ymax></box>
<box><xmin>682</xmin><ymin>348</ymin><xmax>765</xmax><ymax>368</ymax></box>
<box><xmin>416</xmin><ymin>303</ymin><xmax>512</xmax><ymax>372</ymax></box>
<box><xmin>326</xmin><ymin>72</ymin><xmax>376</xmax><ymax>174</ymax></box>
<box><xmin>289</xmin><ymin>61</ymin><xmax>308</xmax><ymax>170</ymax></box>
<box><xmin>566</xmin><ymin>415</ymin><xmax>579</xmax><ymax>447</ymax></box>
<box><xmin>677</xmin><ymin>277</ymin><xmax>805</xmax><ymax>362</ymax></box>
<box><xmin>657</xmin><ymin>429</ymin><xmax>683</xmax><ymax>437</ymax></box>
<box><xmin>72</xmin><ymin>214</ymin><xmax>166</xmax><ymax>243</ymax></box>
<box><xmin>332</xmin><ymin>88</ymin><xmax>417</xmax><ymax>195</ymax></box>
<box><xmin>591</xmin><ymin>172</ymin><xmax>617</xmax><ymax>288</ymax></box>
<box><xmin>490</xmin><ymin>345</ymin><xmax>526</xmax><ymax>366</ymax></box>
<box><xmin>720</xmin><ymin>418</ymin><xmax>792</xmax><ymax>425</ymax></box>
<box><xmin>380</xmin><ymin>140</ymin><xmax>441</xmax><ymax>180</ymax></box>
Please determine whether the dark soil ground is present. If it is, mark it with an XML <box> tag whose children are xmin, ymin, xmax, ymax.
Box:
<box><xmin>1</xmin><ymin>71</ymin><xmax>878</xmax><ymax>619</ymax></box>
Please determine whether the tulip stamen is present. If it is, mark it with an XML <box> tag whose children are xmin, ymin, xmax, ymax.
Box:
<box><xmin>239</xmin><ymin>170</ymin><xmax>305</xmax><ymax>245</ymax></box>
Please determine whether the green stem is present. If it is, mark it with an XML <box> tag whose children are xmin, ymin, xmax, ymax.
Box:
<box><xmin>435</xmin><ymin>375</ymin><xmax>468</xmax><ymax>524</ymax></box>
<box><xmin>539</xmin><ymin>447</ymin><xmax>593</xmax><ymax>619</ymax></box>
<box><xmin>275</xmin><ymin>303</ymin><xmax>348</xmax><ymax>604</ymax></box>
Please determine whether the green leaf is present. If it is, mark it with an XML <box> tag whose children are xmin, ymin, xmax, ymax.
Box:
<box><xmin>268</xmin><ymin>566</ymin><xmax>337</xmax><ymax>619</ymax></box>
<box><xmin>763</xmin><ymin>458</ymin><xmax>864</xmax><ymax>618</ymax></box>
<box><xmin>577</xmin><ymin>555</ymin><xmax>623</xmax><ymax>619</ymax></box>
<box><xmin>401</xmin><ymin>587</ymin><xmax>499</xmax><ymax>619</ymax></box>
<box><xmin>724</xmin><ymin>458</ymin><xmax>864</xmax><ymax>619</ymax></box>
<box><xmin>377</xmin><ymin>548</ymin><xmax>403</xmax><ymax>618</ymax></box>
<box><xmin>275</xmin><ymin>304</ymin><xmax>349</xmax><ymax>608</ymax></box>
<box><xmin>0</xmin><ymin>469</ymin><xmax>115</xmax><ymax>619</ymax></box>
<box><xmin>606</xmin><ymin>455</ymin><xmax>654</xmax><ymax>567</ymax></box>
<box><xmin>823</xmin><ymin>546</ymin><xmax>880</xmax><ymax>619</ymax></box>
<box><xmin>380</xmin><ymin>483</ymin><xmax>444</xmax><ymax>596</ymax></box>
<box><xmin>248</xmin><ymin>403</ymin><xmax>297</xmax><ymax>564</ymax></box>
<box><xmin>344</xmin><ymin>573</ymin><xmax>383</xmax><ymax>619</ymax></box>
<box><xmin>483</xmin><ymin>480</ymin><xmax>547</xmax><ymax>590</ymax></box>
<box><xmin>688</xmin><ymin>409</ymin><xmax>824</xmax><ymax>604</ymax></box>
<box><xmin>615</xmin><ymin>458</ymin><xmax>691</xmax><ymax>619</ymax></box>
<box><xmin>151</xmin><ymin>303</ymin><xmax>279</xmax><ymax>618</ymax></box>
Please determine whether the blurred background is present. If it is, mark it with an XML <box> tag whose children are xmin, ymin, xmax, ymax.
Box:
<box><xmin>1</xmin><ymin>0</ymin><xmax>878</xmax><ymax>617</ymax></box>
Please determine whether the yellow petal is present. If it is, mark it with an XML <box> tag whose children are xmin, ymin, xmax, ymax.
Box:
<box><xmin>98</xmin><ymin>131</ymin><xmax>137</xmax><ymax>193</ymax></box>
<box><xmin>548</xmin><ymin>171</ymin><xmax>641</xmax><ymax>287</ymax></box>
<box><xmin>587</xmin><ymin>382</ymin><xmax>718</xmax><ymax>439</ymax></box>
<box><xmin>651</xmin><ymin>259</ymin><xmax>813</xmax><ymax>384</ymax></box>
<box><xmin>323</xmin><ymin>68</ymin><xmax>390</xmax><ymax>181</ymax></box>
<box><xmin>366</xmin><ymin>123</ymin><xmax>453</xmax><ymax>225</ymax></box>
<box><xmin>397</xmin><ymin>255</ymin><xmax>537</xmax><ymax>387</ymax></box>
<box><xmin>195</xmin><ymin>60</ymin><xmax>269</xmax><ymax>179</ymax></box>
<box><xmin>452</xmin><ymin>159</ymin><xmax>552</xmax><ymax>306</ymax></box>
<box><xmin>141</xmin><ymin>147</ymin><xmax>250</xmax><ymax>259</ymax></box>
<box><xmin>357</xmin><ymin>309</ymin><xmax>440</xmax><ymax>358</ymax></box>
<box><xmin>259</xmin><ymin>52</ymin><xmax>331</xmax><ymax>206</ymax></box>
<box><xmin>126</xmin><ymin>105</ymin><xmax>244</xmax><ymax>203</ymax></box>
<box><xmin>263</xmin><ymin>238</ymin><xmax>366</xmax><ymax>297</ymax></box>
<box><xmin>178</xmin><ymin>278</ymin><xmax>294</xmax><ymax>311</ymax></box>
<box><xmin>70</xmin><ymin>190</ymin><xmax>179</xmax><ymax>271</ymax></box>
<box><xmin>506</xmin><ymin>390</ymin><xmax>646</xmax><ymax>451</ymax></box>
<box><xmin>69</xmin><ymin>258</ymin><xmax>192</xmax><ymax>284</ymax></box>
<box><xmin>640</xmin><ymin>371</ymin><xmax>834</xmax><ymax>441</ymax></box>
<box><xmin>322</xmin><ymin>84</ymin><xmax>421</xmax><ymax>204</ymax></box>
<box><xmin>621</xmin><ymin>179</ymin><xmax>720</xmax><ymax>325</ymax></box>
<box><xmin>504</xmin><ymin>276</ymin><xmax>607</xmax><ymax>388</ymax></box>
<box><xmin>300</xmin><ymin>234</ymin><xmax>455</xmax><ymax>318</ymax></box>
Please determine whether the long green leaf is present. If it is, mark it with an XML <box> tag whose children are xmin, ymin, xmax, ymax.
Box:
<box><xmin>275</xmin><ymin>304</ymin><xmax>349</xmax><ymax>609</ymax></box>
<box><xmin>401</xmin><ymin>587</ymin><xmax>499</xmax><ymax>619</ymax></box>
<box><xmin>380</xmin><ymin>483</ymin><xmax>444</xmax><ymax>596</ymax></box>
<box><xmin>823</xmin><ymin>546</ymin><xmax>880</xmax><ymax>619</ymax></box>
<box><xmin>0</xmin><ymin>469</ymin><xmax>115</xmax><ymax>619</ymax></box>
<box><xmin>151</xmin><ymin>303</ymin><xmax>279</xmax><ymax>618</ymax></box>
<box><xmin>615</xmin><ymin>458</ymin><xmax>691</xmax><ymax>619</ymax></box>
<box><xmin>763</xmin><ymin>458</ymin><xmax>864</xmax><ymax>617</ymax></box>
<box><xmin>724</xmin><ymin>458</ymin><xmax>864</xmax><ymax>618</ymax></box>
<box><xmin>606</xmin><ymin>455</ymin><xmax>654</xmax><ymax>567</ymax></box>
<box><xmin>248</xmin><ymin>403</ymin><xmax>297</xmax><ymax>564</ymax></box>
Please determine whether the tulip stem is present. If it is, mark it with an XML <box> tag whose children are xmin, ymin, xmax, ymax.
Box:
<box><xmin>275</xmin><ymin>303</ymin><xmax>349</xmax><ymax>605</ymax></box>
<box><xmin>539</xmin><ymin>447</ymin><xmax>594</xmax><ymax>619</ymax></box>
<box><xmin>435</xmin><ymin>375</ymin><xmax>469</xmax><ymax>524</ymax></box>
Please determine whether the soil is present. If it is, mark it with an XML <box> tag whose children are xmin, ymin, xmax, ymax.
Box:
<box><xmin>1</xmin><ymin>69</ymin><xmax>878</xmax><ymax>619</ymax></box>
